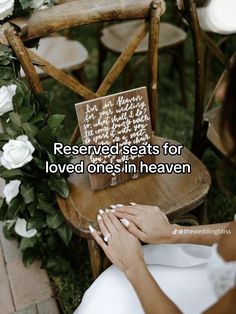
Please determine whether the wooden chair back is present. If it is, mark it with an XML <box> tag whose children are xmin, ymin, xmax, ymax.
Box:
<box><xmin>3</xmin><ymin>0</ymin><xmax>166</xmax><ymax>144</ymax></box>
<box><xmin>181</xmin><ymin>0</ymin><xmax>234</xmax><ymax>157</ymax></box>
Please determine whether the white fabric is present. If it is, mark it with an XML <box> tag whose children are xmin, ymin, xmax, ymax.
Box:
<box><xmin>75</xmin><ymin>244</ymin><xmax>219</xmax><ymax>314</ymax></box>
<box><xmin>197</xmin><ymin>0</ymin><xmax>236</xmax><ymax>34</ymax></box>
<box><xmin>207</xmin><ymin>244</ymin><xmax>236</xmax><ymax>299</ymax></box>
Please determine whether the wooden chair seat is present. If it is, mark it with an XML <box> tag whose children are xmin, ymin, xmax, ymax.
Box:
<box><xmin>58</xmin><ymin>136</ymin><xmax>211</xmax><ymax>238</ymax></box>
<box><xmin>21</xmin><ymin>36</ymin><xmax>88</xmax><ymax>77</ymax></box>
<box><xmin>100</xmin><ymin>21</ymin><xmax>187</xmax><ymax>54</ymax></box>
<box><xmin>204</xmin><ymin>107</ymin><xmax>236</xmax><ymax>167</ymax></box>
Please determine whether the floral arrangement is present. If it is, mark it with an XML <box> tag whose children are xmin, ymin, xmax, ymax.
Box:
<box><xmin>0</xmin><ymin>1</ymin><xmax>73</xmax><ymax>273</ymax></box>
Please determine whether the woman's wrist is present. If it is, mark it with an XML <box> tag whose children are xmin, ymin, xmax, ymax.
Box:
<box><xmin>164</xmin><ymin>223</ymin><xmax>182</xmax><ymax>244</ymax></box>
<box><xmin>125</xmin><ymin>259</ymin><xmax>147</xmax><ymax>281</ymax></box>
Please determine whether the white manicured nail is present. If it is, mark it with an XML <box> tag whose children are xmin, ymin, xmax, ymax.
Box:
<box><xmin>97</xmin><ymin>215</ymin><xmax>102</xmax><ymax>221</ymax></box>
<box><xmin>121</xmin><ymin>218</ymin><xmax>130</xmax><ymax>227</ymax></box>
<box><xmin>89</xmin><ymin>225</ymin><xmax>95</xmax><ymax>233</ymax></box>
<box><xmin>110</xmin><ymin>209</ymin><xmax>116</xmax><ymax>213</ymax></box>
<box><xmin>116</xmin><ymin>204</ymin><xmax>123</xmax><ymax>207</ymax></box>
<box><xmin>99</xmin><ymin>209</ymin><xmax>104</xmax><ymax>215</ymax></box>
<box><xmin>130</xmin><ymin>202</ymin><xmax>136</xmax><ymax>206</ymax></box>
<box><xmin>105</xmin><ymin>208</ymin><xmax>110</xmax><ymax>213</ymax></box>
<box><xmin>110</xmin><ymin>205</ymin><xmax>117</xmax><ymax>209</ymax></box>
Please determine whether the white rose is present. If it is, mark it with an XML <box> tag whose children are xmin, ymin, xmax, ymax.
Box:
<box><xmin>0</xmin><ymin>135</ymin><xmax>35</xmax><ymax>169</ymax></box>
<box><xmin>30</xmin><ymin>0</ymin><xmax>46</xmax><ymax>9</ymax></box>
<box><xmin>0</xmin><ymin>0</ymin><xmax>14</xmax><ymax>21</ymax></box>
<box><xmin>0</xmin><ymin>84</ymin><xmax>17</xmax><ymax>116</ymax></box>
<box><xmin>3</xmin><ymin>179</ymin><xmax>21</xmax><ymax>204</ymax></box>
<box><xmin>14</xmin><ymin>218</ymin><xmax>37</xmax><ymax>238</ymax></box>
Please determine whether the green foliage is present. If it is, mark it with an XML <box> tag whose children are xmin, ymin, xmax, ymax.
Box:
<box><xmin>0</xmin><ymin>42</ymin><xmax>72</xmax><ymax>273</ymax></box>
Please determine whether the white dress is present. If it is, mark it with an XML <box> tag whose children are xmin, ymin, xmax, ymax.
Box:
<box><xmin>197</xmin><ymin>0</ymin><xmax>236</xmax><ymax>34</ymax></box>
<box><xmin>75</xmin><ymin>242</ymin><xmax>236</xmax><ymax>314</ymax></box>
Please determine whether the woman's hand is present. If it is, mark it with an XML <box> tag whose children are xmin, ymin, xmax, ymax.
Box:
<box><xmin>113</xmin><ymin>204</ymin><xmax>178</xmax><ymax>244</ymax></box>
<box><xmin>89</xmin><ymin>210</ymin><xmax>145</xmax><ymax>274</ymax></box>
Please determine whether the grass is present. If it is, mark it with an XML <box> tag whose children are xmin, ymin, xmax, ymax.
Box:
<box><xmin>42</xmin><ymin>1</ymin><xmax>236</xmax><ymax>312</ymax></box>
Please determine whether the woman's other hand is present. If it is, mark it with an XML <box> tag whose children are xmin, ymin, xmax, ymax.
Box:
<box><xmin>113</xmin><ymin>204</ymin><xmax>178</xmax><ymax>244</ymax></box>
<box><xmin>89</xmin><ymin>210</ymin><xmax>145</xmax><ymax>274</ymax></box>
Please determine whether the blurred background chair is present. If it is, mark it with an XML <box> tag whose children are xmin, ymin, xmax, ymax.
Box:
<box><xmin>21</xmin><ymin>36</ymin><xmax>88</xmax><ymax>82</ymax></box>
<box><xmin>98</xmin><ymin>20</ymin><xmax>188</xmax><ymax>107</ymax></box>
<box><xmin>21</xmin><ymin>0</ymin><xmax>89</xmax><ymax>81</ymax></box>
<box><xmin>5</xmin><ymin>0</ymin><xmax>211</xmax><ymax>280</ymax></box>
<box><xmin>180</xmin><ymin>0</ymin><xmax>236</xmax><ymax>168</ymax></box>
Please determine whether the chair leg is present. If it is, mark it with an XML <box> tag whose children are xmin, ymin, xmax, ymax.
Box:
<box><xmin>197</xmin><ymin>200</ymin><xmax>208</xmax><ymax>225</ymax></box>
<box><xmin>191</xmin><ymin>120</ymin><xmax>209</xmax><ymax>158</ymax></box>
<box><xmin>87</xmin><ymin>239</ymin><xmax>103</xmax><ymax>280</ymax></box>
<box><xmin>73</xmin><ymin>67</ymin><xmax>87</xmax><ymax>86</ymax></box>
<box><xmin>175</xmin><ymin>44</ymin><xmax>188</xmax><ymax>108</ymax></box>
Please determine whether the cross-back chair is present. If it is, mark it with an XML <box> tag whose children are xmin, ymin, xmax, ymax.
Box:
<box><xmin>180</xmin><ymin>0</ymin><xmax>236</xmax><ymax>168</ymax></box>
<box><xmin>2</xmin><ymin>0</ymin><xmax>211</xmax><ymax>279</ymax></box>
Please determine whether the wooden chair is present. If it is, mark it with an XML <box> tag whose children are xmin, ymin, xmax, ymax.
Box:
<box><xmin>181</xmin><ymin>0</ymin><xmax>236</xmax><ymax>168</ymax></box>
<box><xmin>98</xmin><ymin>20</ymin><xmax>188</xmax><ymax>107</ymax></box>
<box><xmin>20</xmin><ymin>35</ymin><xmax>88</xmax><ymax>80</ymax></box>
<box><xmin>2</xmin><ymin>0</ymin><xmax>211</xmax><ymax>279</ymax></box>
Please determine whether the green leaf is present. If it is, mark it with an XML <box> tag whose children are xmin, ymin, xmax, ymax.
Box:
<box><xmin>22</xmin><ymin>248</ymin><xmax>39</xmax><ymax>266</ymax></box>
<box><xmin>0</xmin><ymin>169</ymin><xmax>23</xmax><ymax>179</ymax></box>
<box><xmin>0</xmin><ymin>45</ymin><xmax>13</xmax><ymax>66</ymax></box>
<box><xmin>46</xmin><ymin>211</ymin><xmax>64</xmax><ymax>229</ymax></box>
<box><xmin>23</xmin><ymin>122</ymin><xmax>39</xmax><ymax>137</ymax></box>
<box><xmin>20</xmin><ymin>107</ymin><xmax>34</xmax><ymax>122</ymax></box>
<box><xmin>0</xmin><ymin>198</ymin><xmax>7</xmax><ymax>221</ymax></box>
<box><xmin>0</xmin><ymin>66</ymin><xmax>14</xmax><ymax>80</ymax></box>
<box><xmin>45</xmin><ymin>233</ymin><xmax>59</xmax><ymax>250</ymax></box>
<box><xmin>8</xmin><ymin>196</ymin><xmax>25</xmax><ymax>219</ymax></box>
<box><xmin>5</xmin><ymin>124</ymin><xmax>20</xmax><ymax>137</ymax></box>
<box><xmin>9</xmin><ymin>112</ymin><xmax>22</xmax><ymax>128</ymax></box>
<box><xmin>13</xmin><ymin>85</ymin><xmax>25</xmax><ymax>108</ymax></box>
<box><xmin>44</xmin><ymin>255</ymin><xmax>71</xmax><ymax>275</ymax></box>
<box><xmin>48</xmin><ymin>114</ymin><xmax>65</xmax><ymax>129</ymax></box>
<box><xmin>34</xmin><ymin>157</ymin><xmax>46</xmax><ymax>169</ymax></box>
<box><xmin>27</xmin><ymin>216</ymin><xmax>47</xmax><ymax>229</ymax></box>
<box><xmin>57</xmin><ymin>223</ymin><xmax>72</xmax><ymax>246</ymax></box>
<box><xmin>48</xmin><ymin>176</ymin><xmax>69</xmax><ymax>198</ymax></box>
<box><xmin>2</xmin><ymin>220</ymin><xmax>16</xmax><ymax>239</ymax></box>
<box><xmin>28</xmin><ymin>203</ymin><xmax>36</xmax><ymax>216</ymax></box>
<box><xmin>19</xmin><ymin>237</ymin><xmax>37</xmax><ymax>251</ymax></box>
<box><xmin>0</xmin><ymin>133</ymin><xmax>11</xmax><ymax>141</ymax></box>
<box><xmin>19</xmin><ymin>0</ymin><xmax>34</xmax><ymax>9</ymax></box>
<box><xmin>37</xmin><ymin>193</ymin><xmax>56</xmax><ymax>214</ymax></box>
<box><xmin>30</xmin><ymin>112</ymin><xmax>45</xmax><ymax>125</ymax></box>
<box><xmin>36</xmin><ymin>126</ymin><xmax>54</xmax><ymax>146</ymax></box>
<box><xmin>20</xmin><ymin>185</ymin><xmax>34</xmax><ymax>204</ymax></box>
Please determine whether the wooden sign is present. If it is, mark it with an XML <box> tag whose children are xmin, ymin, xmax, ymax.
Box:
<box><xmin>75</xmin><ymin>87</ymin><xmax>155</xmax><ymax>190</ymax></box>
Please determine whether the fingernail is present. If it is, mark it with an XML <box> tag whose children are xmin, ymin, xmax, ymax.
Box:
<box><xmin>116</xmin><ymin>204</ymin><xmax>123</xmax><ymax>207</ymax></box>
<box><xmin>89</xmin><ymin>225</ymin><xmax>95</xmax><ymax>233</ymax></box>
<box><xmin>105</xmin><ymin>208</ymin><xmax>110</xmax><ymax>213</ymax></box>
<box><xmin>121</xmin><ymin>218</ymin><xmax>130</xmax><ymax>227</ymax></box>
<box><xmin>97</xmin><ymin>214</ymin><xmax>102</xmax><ymax>221</ymax></box>
<box><xmin>99</xmin><ymin>209</ymin><xmax>104</xmax><ymax>215</ymax></box>
<box><xmin>130</xmin><ymin>202</ymin><xmax>136</xmax><ymax>205</ymax></box>
<box><xmin>110</xmin><ymin>209</ymin><xmax>116</xmax><ymax>213</ymax></box>
<box><xmin>110</xmin><ymin>205</ymin><xmax>117</xmax><ymax>209</ymax></box>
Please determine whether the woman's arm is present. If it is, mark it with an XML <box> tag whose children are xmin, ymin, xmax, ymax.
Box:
<box><xmin>126</xmin><ymin>261</ymin><xmax>181</xmax><ymax>314</ymax></box>
<box><xmin>89</xmin><ymin>211</ymin><xmax>181</xmax><ymax>314</ymax></box>
<box><xmin>113</xmin><ymin>204</ymin><xmax>231</xmax><ymax>246</ymax></box>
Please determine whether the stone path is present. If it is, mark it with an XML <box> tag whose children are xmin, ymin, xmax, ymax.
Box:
<box><xmin>0</xmin><ymin>178</ymin><xmax>60</xmax><ymax>314</ymax></box>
